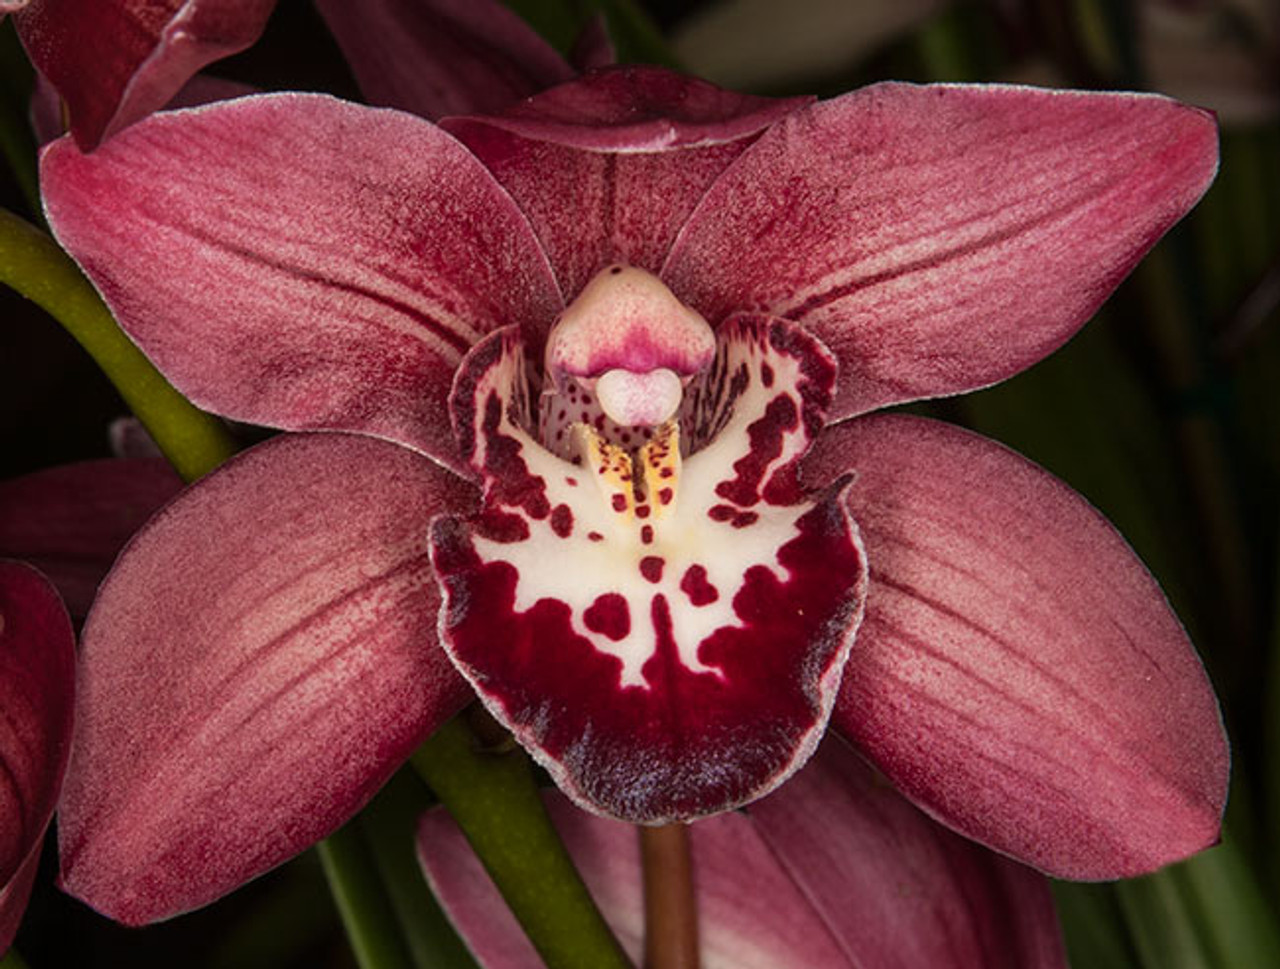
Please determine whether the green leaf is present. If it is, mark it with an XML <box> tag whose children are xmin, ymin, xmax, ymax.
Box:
<box><xmin>319</xmin><ymin>824</ymin><xmax>416</xmax><ymax>969</ymax></box>
<box><xmin>359</xmin><ymin>770</ymin><xmax>482</xmax><ymax>969</ymax></box>
<box><xmin>1117</xmin><ymin>820</ymin><xmax>1280</xmax><ymax>969</ymax></box>
<box><xmin>0</xmin><ymin>949</ymin><xmax>31</xmax><ymax>969</ymax></box>
<box><xmin>205</xmin><ymin>854</ymin><xmax>339</xmax><ymax>969</ymax></box>
<box><xmin>502</xmin><ymin>0</ymin><xmax>583</xmax><ymax>54</ymax></box>
<box><xmin>502</xmin><ymin>0</ymin><xmax>679</xmax><ymax>68</ymax></box>
<box><xmin>411</xmin><ymin>714</ymin><xmax>632</xmax><ymax>969</ymax></box>
<box><xmin>595</xmin><ymin>0</ymin><xmax>680</xmax><ymax>68</ymax></box>
<box><xmin>1170</xmin><ymin>829</ymin><xmax>1280</xmax><ymax>969</ymax></box>
<box><xmin>1051</xmin><ymin>881</ymin><xmax>1139</xmax><ymax>969</ymax></box>
<box><xmin>1117</xmin><ymin>870</ymin><xmax>1214</xmax><ymax>969</ymax></box>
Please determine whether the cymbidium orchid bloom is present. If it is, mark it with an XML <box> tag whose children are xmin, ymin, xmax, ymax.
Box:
<box><xmin>420</xmin><ymin>740</ymin><xmax>1069</xmax><ymax>968</ymax></box>
<box><xmin>0</xmin><ymin>561</ymin><xmax>75</xmax><ymax>953</ymax></box>
<box><xmin>39</xmin><ymin>65</ymin><xmax>1229</xmax><ymax>924</ymax></box>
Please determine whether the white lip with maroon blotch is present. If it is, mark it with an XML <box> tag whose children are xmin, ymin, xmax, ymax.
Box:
<box><xmin>431</xmin><ymin>265</ymin><xmax>867</xmax><ymax>823</ymax></box>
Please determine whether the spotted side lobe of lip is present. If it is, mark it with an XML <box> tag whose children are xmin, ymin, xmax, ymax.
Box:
<box><xmin>431</xmin><ymin>315</ymin><xmax>867</xmax><ymax>822</ymax></box>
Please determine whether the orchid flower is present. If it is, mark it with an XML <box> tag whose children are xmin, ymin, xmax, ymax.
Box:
<box><xmin>420</xmin><ymin>739</ymin><xmax>1069</xmax><ymax>968</ymax></box>
<box><xmin>1</xmin><ymin>0</ymin><xmax>275</xmax><ymax>150</ymax></box>
<box><xmin>0</xmin><ymin>561</ymin><xmax>75</xmax><ymax>953</ymax></box>
<box><xmin>38</xmin><ymin>65</ymin><xmax>1229</xmax><ymax>925</ymax></box>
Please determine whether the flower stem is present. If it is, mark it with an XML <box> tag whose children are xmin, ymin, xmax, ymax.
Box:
<box><xmin>640</xmin><ymin>824</ymin><xmax>699</xmax><ymax>969</ymax></box>
<box><xmin>0</xmin><ymin>207</ymin><xmax>236</xmax><ymax>482</ymax></box>
<box><xmin>411</xmin><ymin>710</ymin><xmax>633</xmax><ymax>969</ymax></box>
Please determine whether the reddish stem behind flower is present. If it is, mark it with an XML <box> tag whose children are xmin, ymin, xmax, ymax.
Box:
<box><xmin>640</xmin><ymin>823</ymin><xmax>700</xmax><ymax>969</ymax></box>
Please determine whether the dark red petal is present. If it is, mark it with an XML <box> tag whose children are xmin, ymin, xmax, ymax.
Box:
<box><xmin>58</xmin><ymin>434</ymin><xmax>476</xmax><ymax>924</ymax></box>
<box><xmin>314</xmin><ymin>0</ymin><xmax>573</xmax><ymax>120</ymax></box>
<box><xmin>664</xmin><ymin>83</ymin><xmax>1218</xmax><ymax>418</ymax></box>
<box><xmin>14</xmin><ymin>0</ymin><xmax>274</xmax><ymax>149</ymax></box>
<box><xmin>0</xmin><ymin>459</ymin><xmax>182</xmax><ymax>618</ymax></box>
<box><xmin>0</xmin><ymin>562</ymin><xmax>74</xmax><ymax>887</ymax></box>
<box><xmin>807</xmin><ymin>415</ymin><xmax>1228</xmax><ymax>878</ymax></box>
<box><xmin>41</xmin><ymin>94</ymin><xmax>562</xmax><ymax>474</ymax></box>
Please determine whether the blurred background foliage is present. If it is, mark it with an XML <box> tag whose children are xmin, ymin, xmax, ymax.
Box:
<box><xmin>2</xmin><ymin>0</ymin><xmax>1278</xmax><ymax>966</ymax></box>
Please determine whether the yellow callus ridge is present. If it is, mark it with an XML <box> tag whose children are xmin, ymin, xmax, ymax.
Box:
<box><xmin>573</xmin><ymin>420</ymin><xmax>682</xmax><ymax>526</ymax></box>
<box><xmin>639</xmin><ymin>421</ymin><xmax>681</xmax><ymax>521</ymax></box>
<box><xmin>576</xmin><ymin>423</ymin><xmax>636</xmax><ymax>521</ymax></box>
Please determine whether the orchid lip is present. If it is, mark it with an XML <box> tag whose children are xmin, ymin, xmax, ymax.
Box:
<box><xmin>433</xmin><ymin>267</ymin><xmax>866</xmax><ymax>822</ymax></box>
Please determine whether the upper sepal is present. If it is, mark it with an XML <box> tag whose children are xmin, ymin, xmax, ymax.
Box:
<box><xmin>444</xmin><ymin>65</ymin><xmax>811</xmax><ymax>152</ymax></box>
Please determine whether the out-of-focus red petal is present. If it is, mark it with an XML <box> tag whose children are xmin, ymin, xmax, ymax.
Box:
<box><xmin>807</xmin><ymin>414</ymin><xmax>1228</xmax><ymax>878</ymax></box>
<box><xmin>418</xmin><ymin>793</ymin><xmax>852</xmax><ymax>968</ymax></box>
<box><xmin>664</xmin><ymin>83</ymin><xmax>1217</xmax><ymax>418</ymax></box>
<box><xmin>0</xmin><ymin>562</ymin><xmax>74</xmax><ymax>884</ymax></box>
<box><xmin>0</xmin><ymin>459</ymin><xmax>182</xmax><ymax>618</ymax></box>
<box><xmin>58</xmin><ymin>434</ymin><xmax>477</xmax><ymax>924</ymax></box>
<box><xmin>315</xmin><ymin>0</ymin><xmax>574</xmax><ymax>120</ymax></box>
<box><xmin>752</xmin><ymin>740</ymin><xmax>1068</xmax><ymax>968</ymax></box>
<box><xmin>0</xmin><ymin>561</ymin><xmax>74</xmax><ymax>951</ymax></box>
<box><xmin>13</xmin><ymin>0</ymin><xmax>274</xmax><ymax>149</ymax></box>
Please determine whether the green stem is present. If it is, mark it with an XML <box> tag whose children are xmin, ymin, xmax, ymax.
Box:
<box><xmin>319</xmin><ymin>825</ymin><xmax>416</xmax><ymax>969</ymax></box>
<box><xmin>412</xmin><ymin>712</ymin><xmax>633</xmax><ymax>969</ymax></box>
<box><xmin>0</xmin><ymin>949</ymin><xmax>30</xmax><ymax>969</ymax></box>
<box><xmin>0</xmin><ymin>207</ymin><xmax>236</xmax><ymax>481</ymax></box>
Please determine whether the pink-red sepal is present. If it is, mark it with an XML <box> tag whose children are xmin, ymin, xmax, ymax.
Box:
<box><xmin>58</xmin><ymin>434</ymin><xmax>476</xmax><ymax>923</ymax></box>
<box><xmin>810</xmin><ymin>414</ymin><xmax>1228</xmax><ymax>878</ymax></box>
<box><xmin>664</xmin><ymin>83</ymin><xmax>1218</xmax><ymax>420</ymax></box>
